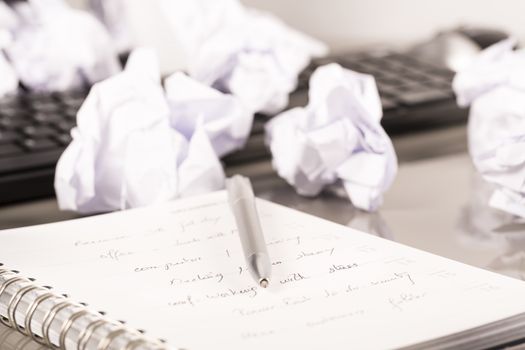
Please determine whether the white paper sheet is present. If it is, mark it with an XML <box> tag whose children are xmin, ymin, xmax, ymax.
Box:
<box><xmin>161</xmin><ymin>0</ymin><xmax>328</xmax><ymax>114</ymax></box>
<box><xmin>4</xmin><ymin>0</ymin><xmax>120</xmax><ymax>92</ymax></box>
<box><xmin>453</xmin><ymin>39</ymin><xmax>525</xmax><ymax>218</ymax></box>
<box><xmin>2</xmin><ymin>192</ymin><xmax>525</xmax><ymax>350</ymax></box>
<box><xmin>55</xmin><ymin>48</ymin><xmax>226</xmax><ymax>214</ymax></box>
<box><xmin>266</xmin><ymin>64</ymin><xmax>397</xmax><ymax>211</ymax></box>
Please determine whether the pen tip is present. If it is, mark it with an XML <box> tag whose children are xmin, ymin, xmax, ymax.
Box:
<box><xmin>259</xmin><ymin>278</ymin><xmax>269</xmax><ymax>288</ymax></box>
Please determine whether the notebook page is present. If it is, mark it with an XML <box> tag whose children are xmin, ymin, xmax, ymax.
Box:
<box><xmin>2</xmin><ymin>191</ymin><xmax>525</xmax><ymax>350</ymax></box>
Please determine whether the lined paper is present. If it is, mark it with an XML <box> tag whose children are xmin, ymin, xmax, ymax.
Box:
<box><xmin>2</xmin><ymin>191</ymin><xmax>525</xmax><ymax>350</ymax></box>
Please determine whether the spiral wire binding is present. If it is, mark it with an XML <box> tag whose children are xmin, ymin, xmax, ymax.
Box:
<box><xmin>24</xmin><ymin>293</ymin><xmax>55</xmax><ymax>342</ymax></box>
<box><xmin>0</xmin><ymin>265</ymin><xmax>171</xmax><ymax>350</ymax></box>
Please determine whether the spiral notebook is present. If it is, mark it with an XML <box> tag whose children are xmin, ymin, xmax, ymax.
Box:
<box><xmin>2</xmin><ymin>191</ymin><xmax>525</xmax><ymax>350</ymax></box>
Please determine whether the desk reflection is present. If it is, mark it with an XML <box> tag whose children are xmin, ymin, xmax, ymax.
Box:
<box><xmin>0</xmin><ymin>324</ymin><xmax>47</xmax><ymax>350</ymax></box>
<box><xmin>252</xmin><ymin>154</ymin><xmax>525</xmax><ymax>282</ymax></box>
<box><xmin>253</xmin><ymin>169</ymin><xmax>395</xmax><ymax>240</ymax></box>
<box><xmin>458</xmin><ymin>173</ymin><xmax>525</xmax><ymax>280</ymax></box>
<box><xmin>347</xmin><ymin>210</ymin><xmax>394</xmax><ymax>241</ymax></box>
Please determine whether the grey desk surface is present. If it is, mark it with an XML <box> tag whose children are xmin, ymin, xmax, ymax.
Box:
<box><xmin>1</xmin><ymin>124</ymin><xmax>525</xmax><ymax>349</ymax></box>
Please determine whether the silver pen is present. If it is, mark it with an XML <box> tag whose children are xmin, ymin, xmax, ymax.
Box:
<box><xmin>226</xmin><ymin>175</ymin><xmax>272</xmax><ymax>288</ymax></box>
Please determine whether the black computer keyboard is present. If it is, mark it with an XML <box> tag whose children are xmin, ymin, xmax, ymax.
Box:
<box><xmin>0</xmin><ymin>50</ymin><xmax>467</xmax><ymax>205</ymax></box>
<box><xmin>0</xmin><ymin>90</ymin><xmax>86</xmax><ymax>203</ymax></box>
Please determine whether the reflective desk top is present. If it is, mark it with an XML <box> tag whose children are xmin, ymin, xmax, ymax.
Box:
<box><xmin>2</xmin><ymin>124</ymin><xmax>525</xmax><ymax>350</ymax></box>
<box><xmin>2</xmin><ymin>124</ymin><xmax>525</xmax><ymax>284</ymax></box>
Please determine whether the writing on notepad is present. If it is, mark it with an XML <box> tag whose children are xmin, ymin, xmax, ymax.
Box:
<box><xmin>2</xmin><ymin>192</ymin><xmax>525</xmax><ymax>350</ymax></box>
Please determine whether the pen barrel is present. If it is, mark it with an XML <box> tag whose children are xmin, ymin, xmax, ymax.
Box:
<box><xmin>247</xmin><ymin>252</ymin><xmax>272</xmax><ymax>284</ymax></box>
<box><xmin>226</xmin><ymin>175</ymin><xmax>272</xmax><ymax>283</ymax></box>
<box><xmin>231</xmin><ymin>197</ymin><xmax>269</xmax><ymax>259</ymax></box>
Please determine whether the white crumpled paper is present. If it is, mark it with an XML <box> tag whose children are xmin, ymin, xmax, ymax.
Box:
<box><xmin>4</xmin><ymin>0</ymin><xmax>120</xmax><ymax>92</ymax></box>
<box><xmin>266</xmin><ymin>63</ymin><xmax>397</xmax><ymax>211</ymax></box>
<box><xmin>162</xmin><ymin>0</ymin><xmax>328</xmax><ymax>114</ymax></box>
<box><xmin>453</xmin><ymin>38</ymin><xmax>525</xmax><ymax>218</ymax></box>
<box><xmin>0</xmin><ymin>46</ymin><xmax>18</xmax><ymax>98</ymax></box>
<box><xmin>55</xmin><ymin>48</ymin><xmax>253</xmax><ymax>214</ymax></box>
<box><xmin>87</xmin><ymin>0</ymin><xmax>133</xmax><ymax>54</ymax></box>
<box><xmin>165</xmin><ymin>72</ymin><xmax>253</xmax><ymax>157</ymax></box>
<box><xmin>0</xmin><ymin>2</ymin><xmax>17</xmax><ymax>29</ymax></box>
<box><xmin>0</xmin><ymin>3</ymin><xmax>18</xmax><ymax>97</ymax></box>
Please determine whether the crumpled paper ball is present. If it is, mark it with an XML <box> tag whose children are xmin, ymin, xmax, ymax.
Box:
<box><xmin>453</xmin><ymin>38</ymin><xmax>525</xmax><ymax>218</ymax></box>
<box><xmin>4</xmin><ymin>0</ymin><xmax>120</xmax><ymax>92</ymax></box>
<box><xmin>87</xmin><ymin>0</ymin><xmax>134</xmax><ymax>54</ymax></box>
<box><xmin>165</xmin><ymin>72</ymin><xmax>253</xmax><ymax>157</ymax></box>
<box><xmin>266</xmin><ymin>63</ymin><xmax>398</xmax><ymax>211</ymax></box>
<box><xmin>0</xmin><ymin>4</ymin><xmax>18</xmax><ymax>97</ymax></box>
<box><xmin>0</xmin><ymin>41</ymin><xmax>18</xmax><ymax>97</ymax></box>
<box><xmin>55</xmin><ymin>48</ymin><xmax>253</xmax><ymax>214</ymax></box>
<box><xmin>0</xmin><ymin>2</ymin><xmax>17</xmax><ymax>30</ymax></box>
<box><xmin>162</xmin><ymin>0</ymin><xmax>328</xmax><ymax>114</ymax></box>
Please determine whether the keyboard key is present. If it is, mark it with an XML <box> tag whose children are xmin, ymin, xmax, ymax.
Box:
<box><xmin>376</xmin><ymin>76</ymin><xmax>406</xmax><ymax>87</ymax></box>
<box><xmin>33</xmin><ymin>112</ymin><xmax>49</xmax><ymax>123</ymax></box>
<box><xmin>55</xmin><ymin>133</ymin><xmax>72</xmax><ymax>146</ymax></box>
<box><xmin>427</xmin><ymin>78</ymin><xmax>453</xmax><ymax>91</ymax></box>
<box><xmin>22</xmin><ymin>125</ymin><xmax>57</xmax><ymax>138</ymax></box>
<box><xmin>0</xmin><ymin>117</ymin><xmax>31</xmax><ymax>129</ymax></box>
<box><xmin>59</xmin><ymin>92</ymin><xmax>86</xmax><ymax>109</ymax></box>
<box><xmin>0</xmin><ymin>106</ymin><xmax>23</xmax><ymax>118</ymax></box>
<box><xmin>0</xmin><ymin>143</ymin><xmax>23</xmax><ymax>156</ymax></box>
<box><xmin>63</xmin><ymin>106</ymin><xmax>80</xmax><ymax>119</ymax></box>
<box><xmin>62</xmin><ymin>98</ymin><xmax>84</xmax><ymax>109</ymax></box>
<box><xmin>34</xmin><ymin>112</ymin><xmax>65</xmax><ymax>124</ymax></box>
<box><xmin>55</xmin><ymin>120</ymin><xmax>75</xmax><ymax>132</ymax></box>
<box><xmin>20</xmin><ymin>126</ymin><xmax>34</xmax><ymax>135</ymax></box>
<box><xmin>378</xmin><ymin>84</ymin><xmax>400</xmax><ymax>97</ymax></box>
<box><xmin>23</xmin><ymin>92</ymin><xmax>56</xmax><ymax>103</ymax></box>
<box><xmin>31</xmin><ymin>101</ymin><xmax>60</xmax><ymax>113</ymax></box>
<box><xmin>381</xmin><ymin>97</ymin><xmax>398</xmax><ymax>110</ymax></box>
<box><xmin>20</xmin><ymin>138</ymin><xmax>59</xmax><ymax>151</ymax></box>
<box><xmin>397</xmin><ymin>89</ymin><xmax>450</xmax><ymax>106</ymax></box>
<box><xmin>421</xmin><ymin>67</ymin><xmax>455</xmax><ymax>80</ymax></box>
<box><xmin>0</xmin><ymin>96</ymin><xmax>24</xmax><ymax>109</ymax></box>
<box><xmin>56</xmin><ymin>89</ymin><xmax>87</xmax><ymax>100</ymax></box>
<box><xmin>397</xmin><ymin>82</ymin><xmax>428</xmax><ymax>93</ymax></box>
<box><xmin>0</xmin><ymin>130</ymin><xmax>18</xmax><ymax>144</ymax></box>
